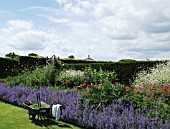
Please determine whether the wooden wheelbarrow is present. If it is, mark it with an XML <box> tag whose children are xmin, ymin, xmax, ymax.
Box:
<box><xmin>23</xmin><ymin>101</ymin><xmax>51</xmax><ymax>120</ymax></box>
<box><xmin>23</xmin><ymin>93</ymin><xmax>52</xmax><ymax>124</ymax></box>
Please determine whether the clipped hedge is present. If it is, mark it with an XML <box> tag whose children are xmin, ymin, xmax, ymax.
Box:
<box><xmin>0</xmin><ymin>57</ymin><xmax>19</xmax><ymax>78</ymax></box>
<box><xmin>61</xmin><ymin>58</ymin><xmax>114</xmax><ymax>64</ymax></box>
<box><xmin>19</xmin><ymin>56</ymin><xmax>46</xmax><ymax>71</ymax></box>
<box><xmin>63</xmin><ymin>61</ymin><xmax>167</xmax><ymax>85</ymax></box>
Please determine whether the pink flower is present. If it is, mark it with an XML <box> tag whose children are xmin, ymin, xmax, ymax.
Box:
<box><xmin>66</xmin><ymin>80</ymin><xmax>70</xmax><ymax>83</ymax></box>
<box><xmin>62</xmin><ymin>86</ymin><xmax>66</xmax><ymax>89</ymax></box>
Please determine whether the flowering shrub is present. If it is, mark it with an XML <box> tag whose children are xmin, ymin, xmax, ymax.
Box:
<box><xmin>123</xmin><ymin>83</ymin><xmax>170</xmax><ymax>120</ymax></box>
<box><xmin>134</xmin><ymin>60</ymin><xmax>170</xmax><ymax>84</ymax></box>
<box><xmin>58</xmin><ymin>69</ymin><xmax>85</xmax><ymax>88</ymax></box>
<box><xmin>130</xmin><ymin>60</ymin><xmax>170</xmax><ymax>120</ymax></box>
<box><xmin>58</xmin><ymin>67</ymin><xmax>117</xmax><ymax>89</ymax></box>
<box><xmin>79</xmin><ymin>82</ymin><xmax>128</xmax><ymax>108</ymax></box>
<box><xmin>134</xmin><ymin>82</ymin><xmax>170</xmax><ymax>102</ymax></box>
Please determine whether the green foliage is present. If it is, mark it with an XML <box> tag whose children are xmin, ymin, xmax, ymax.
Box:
<box><xmin>129</xmin><ymin>94</ymin><xmax>170</xmax><ymax>120</ymax></box>
<box><xmin>5</xmin><ymin>65</ymin><xmax>57</xmax><ymax>88</ymax></box>
<box><xmin>64</xmin><ymin>60</ymin><xmax>165</xmax><ymax>85</ymax></box>
<box><xmin>58</xmin><ymin>69</ymin><xmax>85</xmax><ymax>88</ymax></box>
<box><xmin>130</xmin><ymin>60</ymin><xmax>170</xmax><ymax>120</ymax></box>
<box><xmin>79</xmin><ymin>82</ymin><xmax>126</xmax><ymax>108</ymax></box>
<box><xmin>58</xmin><ymin>66</ymin><xmax>117</xmax><ymax>89</ymax></box>
<box><xmin>84</xmin><ymin>66</ymin><xmax>117</xmax><ymax>83</ymax></box>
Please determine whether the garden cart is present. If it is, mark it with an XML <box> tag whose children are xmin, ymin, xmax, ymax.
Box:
<box><xmin>23</xmin><ymin>93</ymin><xmax>52</xmax><ymax>124</ymax></box>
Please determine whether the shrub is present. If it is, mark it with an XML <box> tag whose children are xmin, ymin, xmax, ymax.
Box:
<box><xmin>5</xmin><ymin>64</ymin><xmax>57</xmax><ymax>88</ymax></box>
<box><xmin>79</xmin><ymin>82</ymin><xmax>129</xmax><ymax>108</ymax></box>
<box><xmin>134</xmin><ymin>60</ymin><xmax>170</xmax><ymax>84</ymax></box>
<box><xmin>58</xmin><ymin>69</ymin><xmax>85</xmax><ymax>88</ymax></box>
<box><xmin>58</xmin><ymin>67</ymin><xmax>117</xmax><ymax>89</ymax></box>
<box><xmin>84</xmin><ymin>66</ymin><xmax>117</xmax><ymax>84</ymax></box>
<box><xmin>131</xmin><ymin>60</ymin><xmax>170</xmax><ymax>120</ymax></box>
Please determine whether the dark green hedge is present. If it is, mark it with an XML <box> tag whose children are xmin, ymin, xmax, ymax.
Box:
<box><xmin>63</xmin><ymin>61</ymin><xmax>166</xmax><ymax>85</ymax></box>
<box><xmin>61</xmin><ymin>58</ymin><xmax>114</xmax><ymax>64</ymax></box>
<box><xmin>19</xmin><ymin>56</ymin><xmax>46</xmax><ymax>71</ymax></box>
<box><xmin>0</xmin><ymin>57</ymin><xmax>19</xmax><ymax>78</ymax></box>
<box><xmin>1</xmin><ymin>55</ymin><xmax>168</xmax><ymax>85</ymax></box>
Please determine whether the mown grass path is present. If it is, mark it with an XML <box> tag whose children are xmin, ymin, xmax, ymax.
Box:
<box><xmin>0</xmin><ymin>101</ymin><xmax>83</xmax><ymax>129</ymax></box>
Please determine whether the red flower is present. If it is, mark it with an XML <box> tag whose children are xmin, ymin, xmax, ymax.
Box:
<box><xmin>66</xmin><ymin>80</ymin><xmax>70</xmax><ymax>83</ymax></box>
<box><xmin>163</xmin><ymin>88</ymin><xmax>168</xmax><ymax>93</ymax></box>
<box><xmin>74</xmin><ymin>88</ymin><xmax>77</xmax><ymax>91</ymax></box>
<box><xmin>84</xmin><ymin>80</ymin><xmax>88</xmax><ymax>83</ymax></box>
<box><xmin>134</xmin><ymin>89</ymin><xmax>137</xmax><ymax>94</ymax></box>
<box><xmin>86</xmin><ymin>86</ymin><xmax>90</xmax><ymax>90</ymax></box>
<box><xmin>133</xmin><ymin>86</ymin><xmax>137</xmax><ymax>89</ymax></box>
<box><xmin>98</xmin><ymin>84</ymin><xmax>102</xmax><ymax>86</ymax></box>
<box><xmin>29</xmin><ymin>101</ymin><xmax>33</xmax><ymax>105</ymax></box>
<box><xmin>126</xmin><ymin>87</ymin><xmax>130</xmax><ymax>91</ymax></box>
<box><xmin>83</xmin><ymin>83</ymin><xmax>87</xmax><ymax>86</ymax></box>
<box><xmin>62</xmin><ymin>86</ymin><xmax>66</xmax><ymax>89</ymax></box>
<box><xmin>77</xmin><ymin>86</ymin><xmax>81</xmax><ymax>89</ymax></box>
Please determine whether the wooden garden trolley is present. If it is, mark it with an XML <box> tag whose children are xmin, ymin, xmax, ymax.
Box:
<box><xmin>23</xmin><ymin>93</ymin><xmax>52</xmax><ymax>124</ymax></box>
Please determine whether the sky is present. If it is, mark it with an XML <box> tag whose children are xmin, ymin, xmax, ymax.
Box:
<box><xmin>0</xmin><ymin>0</ymin><xmax>170</xmax><ymax>61</ymax></box>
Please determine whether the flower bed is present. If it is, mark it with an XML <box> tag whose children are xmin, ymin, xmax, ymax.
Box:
<box><xmin>0</xmin><ymin>82</ymin><xmax>169</xmax><ymax>129</ymax></box>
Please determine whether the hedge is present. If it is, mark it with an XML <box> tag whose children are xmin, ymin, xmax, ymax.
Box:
<box><xmin>61</xmin><ymin>58</ymin><xmax>114</xmax><ymax>64</ymax></box>
<box><xmin>63</xmin><ymin>61</ymin><xmax>167</xmax><ymax>85</ymax></box>
<box><xmin>0</xmin><ymin>57</ymin><xmax>19</xmax><ymax>78</ymax></box>
<box><xmin>0</xmin><ymin>55</ymin><xmax>168</xmax><ymax>86</ymax></box>
<box><xmin>19</xmin><ymin>56</ymin><xmax>46</xmax><ymax>71</ymax></box>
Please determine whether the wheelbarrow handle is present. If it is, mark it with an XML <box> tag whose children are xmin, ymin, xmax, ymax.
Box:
<box><xmin>36</xmin><ymin>93</ymin><xmax>41</xmax><ymax>108</ymax></box>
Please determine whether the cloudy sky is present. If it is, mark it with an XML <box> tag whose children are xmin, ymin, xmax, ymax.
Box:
<box><xmin>0</xmin><ymin>0</ymin><xmax>170</xmax><ymax>61</ymax></box>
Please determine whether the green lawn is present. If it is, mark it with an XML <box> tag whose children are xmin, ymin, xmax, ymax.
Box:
<box><xmin>0</xmin><ymin>101</ymin><xmax>83</xmax><ymax>129</ymax></box>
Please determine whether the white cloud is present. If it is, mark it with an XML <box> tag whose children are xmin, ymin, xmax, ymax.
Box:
<box><xmin>6</xmin><ymin>19</ymin><xmax>34</xmax><ymax>31</ymax></box>
<box><xmin>0</xmin><ymin>19</ymin><xmax>74</xmax><ymax>57</ymax></box>
<box><xmin>1</xmin><ymin>0</ymin><xmax>170</xmax><ymax>60</ymax></box>
<box><xmin>9</xmin><ymin>30</ymin><xmax>47</xmax><ymax>50</ymax></box>
<box><xmin>38</xmin><ymin>15</ymin><xmax>70</xmax><ymax>24</ymax></box>
<box><xmin>56</xmin><ymin>0</ymin><xmax>94</xmax><ymax>17</ymax></box>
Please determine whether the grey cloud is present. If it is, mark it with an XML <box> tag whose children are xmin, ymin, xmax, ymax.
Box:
<box><xmin>146</xmin><ymin>23</ymin><xmax>170</xmax><ymax>34</ymax></box>
<box><xmin>110</xmin><ymin>34</ymin><xmax>136</xmax><ymax>40</ymax></box>
<box><xmin>128</xmin><ymin>45</ymin><xmax>170</xmax><ymax>54</ymax></box>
